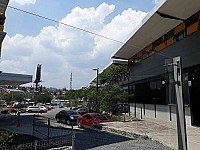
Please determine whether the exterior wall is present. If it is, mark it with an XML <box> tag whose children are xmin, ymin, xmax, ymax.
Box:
<box><xmin>127</xmin><ymin>29</ymin><xmax>200</xmax><ymax>84</ymax></box>
<box><xmin>130</xmin><ymin>103</ymin><xmax>191</xmax><ymax>126</ymax></box>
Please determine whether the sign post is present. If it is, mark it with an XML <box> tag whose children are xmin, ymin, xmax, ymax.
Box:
<box><xmin>173</xmin><ymin>56</ymin><xmax>188</xmax><ymax>150</ymax></box>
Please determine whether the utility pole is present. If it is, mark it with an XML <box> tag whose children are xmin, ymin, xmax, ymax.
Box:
<box><xmin>70</xmin><ymin>72</ymin><xmax>72</xmax><ymax>90</ymax></box>
<box><xmin>172</xmin><ymin>56</ymin><xmax>188</xmax><ymax>150</ymax></box>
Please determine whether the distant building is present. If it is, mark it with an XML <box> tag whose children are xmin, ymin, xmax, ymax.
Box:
<box><xmin>49</xmin><ymin>87</ymin><xmax>57</xmax><ymax>91</ymax></box>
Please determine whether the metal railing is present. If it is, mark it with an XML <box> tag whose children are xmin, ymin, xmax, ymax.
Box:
<box><xmin>2</xmin><ymin>135</ymin><xmax>72</xmax><ymax>150</ymax></box>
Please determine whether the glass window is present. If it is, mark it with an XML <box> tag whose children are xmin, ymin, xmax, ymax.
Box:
<box><xmin>67</xmin><ymin>111</ymin><xmax>78</xmax><ymax>115</ymax></box>
<box><xmin>165</xmin><ymin>30</ymin><xmax>174</xmax><ymax>41</ymax></box>
<box><xmin>85</xmin><ymin>114</ymin><xmax>91</xmax><ymax>119</ymax></box>
<box><xmin>92</xmin><ymin>114</ymin><xmax>107</xmax><ymax>120</ymax></box>
<box><xmin>153</xmin><ymin>38</ymin><xmax>163</xmax><ymax>47</ymax></box>
<box><xmin>150</xmin><ymin>81</ymin><xmax>156</xmax><ymax>89</ymax></box>
<box><xmin>147</xmin><ymin>49</ymin><xmax>156</xmax><ymax>57</ymax></box>
<box><xmin>135</xmin><ymin>57</ymin><xmax>141</xmax><ymax>63</ymax></box>
<box><xmin>186</xmin><ymin>12</ymin><xmax>199</xmax><ymax>27</ymax></box>
<box><xmin>173</xmin><ymin>30</ymin><xmax>184</xmax><ymax>43</ymax></box>
<box><xmin>157</xmin><ymin>80</ymin><xmax>161</xmax><ymax>89</ymax></box>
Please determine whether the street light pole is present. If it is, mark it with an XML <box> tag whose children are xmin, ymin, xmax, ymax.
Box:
<box><xmin>93</xmin><ymin>68</ymin><xmax>99</xmax><ymax>111</ymax></box>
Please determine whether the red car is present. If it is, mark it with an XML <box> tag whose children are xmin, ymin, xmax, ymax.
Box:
<box><xmin>77</xmin><ymin>113</ymin><xmax>110</xmax><ymax>128</ymax></box>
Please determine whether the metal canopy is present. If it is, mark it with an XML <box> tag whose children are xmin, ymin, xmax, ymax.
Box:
<box><xmin>0</xmin><ymin>0</ymin><xmax>9</xmax><ymax>12</ymax></box>
<box><xmin>0</xmin><ymin>31</ymin><xmax>6</xmax><ymax>43</ymax></box>
<box><xmin>0</xmin><ymin>73</ymin><xmax>32</xmax><ymax>86</ymax></box>
<box><xmin>112</xmin><ymin>0</ymin><xmax>200</xmax><ymax>60</ymax></box>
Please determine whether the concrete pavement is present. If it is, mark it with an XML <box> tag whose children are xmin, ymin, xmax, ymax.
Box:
<box><xmin>91</xmin><ymin>114</ymin><xmax>200</xmax><ymax>150</ymax></box>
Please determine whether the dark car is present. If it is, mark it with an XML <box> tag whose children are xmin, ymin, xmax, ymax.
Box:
<box><xmin>73</xmin><ymin>107</ymin><xmax>96</xmax><ymax>115</ymax></box>
<box><xmin>55</xmin><ymin>110</ymin><xmax>80</xmax><ymax>125</ymax></box>
<box><xmin>72</xmin><ymin>106</ymin><xmax>82</xmax><ymax>111</ymax></box>
<box><xmin>77</xmin><ymin>113</ymin><xmax>110</xmax><ymax>128</ymax></box>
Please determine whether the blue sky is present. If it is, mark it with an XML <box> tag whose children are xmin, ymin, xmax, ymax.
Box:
<box><xmin>1</xmin><ymin>0</ymin><xmax>159</xmax><ymax>89</ymax></box>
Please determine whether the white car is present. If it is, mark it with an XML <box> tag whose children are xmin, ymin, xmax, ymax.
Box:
<box><xmin>27</xmin><ymin>106</ymin><xmax>47</xmax><ymax>113</ymax></box>
<box><xmin>39</xmin><ymin>106</ymin><xmax>48</xmax><ymax>112</ymax></box>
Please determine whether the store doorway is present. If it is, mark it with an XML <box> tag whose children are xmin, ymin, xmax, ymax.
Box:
<box><xmin>190</xmin><ymin>67</ymin><xmax>200</xmax><ymax>126</ymax></box>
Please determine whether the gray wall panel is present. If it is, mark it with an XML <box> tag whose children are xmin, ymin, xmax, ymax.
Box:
<box><xmin>128</xmin><ymin>30</ymin><xmax>200</xmax><ymax>83</ymax></box>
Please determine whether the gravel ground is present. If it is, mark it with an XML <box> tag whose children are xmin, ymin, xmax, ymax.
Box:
<box><xmin>74</xmin><ymin>130</ymin><xmax>173</xmax><ymax>150</ymax></box>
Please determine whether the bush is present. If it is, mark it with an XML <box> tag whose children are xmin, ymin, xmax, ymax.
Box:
<box><xmin>14</xmin><ymin>104</ymin><xmax>26</xmax><ymax>109</ymax></box>
<box><xmin>0</xmin><ymin>130</ymin><xmax>15</xmax><ymax>147</ymax></box>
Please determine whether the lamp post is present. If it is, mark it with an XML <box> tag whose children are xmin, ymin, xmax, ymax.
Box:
<box><xmin>93</xmin><ymin>68</ymin><xmax>99</xmax><ymax>111</ymax></box>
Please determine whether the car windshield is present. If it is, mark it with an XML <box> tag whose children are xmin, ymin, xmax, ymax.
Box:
<box><xmin>68</xmin><ymin>111</ymin><xmax>79</xmax><ymax>115</ymax></box>
<box><xmin>92</xmin><ymin>114</ymin><xmax>107</xmax><ymax>120</ymax></box>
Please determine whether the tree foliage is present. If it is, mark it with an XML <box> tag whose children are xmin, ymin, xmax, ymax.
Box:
<box><xmin>0</xmin><ymin>130</ymin><xmax>15</xmax><ymax>147</ymax></box>
<box><xmin>37</xmin><ymin>92</ymin><xmax>52</xmax><ymax>103</ymax></box>
<box><xmin>89</xmin><ymin>65</ymin><xmax>133</xmax><ymax>115</ymax></box>
<box><xmin>0</xmin><ymin>92</ymin><xmax>25</xmax><ymax>102</ymax></box>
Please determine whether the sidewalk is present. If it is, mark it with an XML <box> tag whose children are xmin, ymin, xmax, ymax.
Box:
<box><xmin>91</xmin><ymin>115</ymin><xmax>200</xmax><ymax>150</ymax></box>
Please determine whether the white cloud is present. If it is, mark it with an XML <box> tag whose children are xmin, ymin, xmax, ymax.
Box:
<box><xmin>10</xmin><ymin>0</ymin><xmax>36</xmax><ymax>5</ymax></box>
<box><xmin>1</xmin><ymin>3</ymin><xmax>147</xmax><ymax>89</ymax></box>
<box><xmin>153</xmin><ymin>0</ymin><xmax>161</xmax><ymax>4</ymax></box>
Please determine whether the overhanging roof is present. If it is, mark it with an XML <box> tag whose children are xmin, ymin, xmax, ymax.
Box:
<box><xmin>0</xmin><ymin>0</ymin><xmax>9</xmax><ymax>12</ymax></box>
<box><xmin>0</xmin><ymin>31</ymin><xmax>6</xmax><ymax>43</ymax></box>
<box><xmin>112</xmin><ymin>0</ymin><xmax>200</xmax><ymax>60</ymax></box>
<box><xmin>0</xmin><ymin>73</ymin><xmax>32</xmax><ymax>86</ymax></box>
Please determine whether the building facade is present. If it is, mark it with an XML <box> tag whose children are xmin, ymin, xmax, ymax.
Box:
<box><xmin>112</xmin><ymin>0</ymin><xmax>200</xmax><ymax>126</ymax></box>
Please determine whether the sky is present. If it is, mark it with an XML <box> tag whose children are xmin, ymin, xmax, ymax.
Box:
<box><xmin>1</xmin><ymin>0</ymin><xmax>160</xmax><ymax>89</ymax></box>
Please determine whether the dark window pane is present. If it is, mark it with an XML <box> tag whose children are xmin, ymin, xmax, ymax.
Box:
<box><xmin>150</xmin><ymin>81</ymin><xmax>156</xmax><ymax>89</ymax></box>
<box><xmin>157</xmin><ymin>80</ymin><xmax>161</xmax><ymax>89</ymax></box>
<box><xmin>147</xmin><ymin>49</ymin><xmax>156</xmax><ymax>57</ymax></box>
<box><xmin>92</xmin><ymin>114</ymin><xmax>107</xmax><ymax>120</ymax></box>
<box><xmin>186</xmin><ymin>13</ymin><xmax>199</xmax><ymax>27</ymax></box>
<box><xmin>165</xmin><ymin>30</ymin><xmax>174</xmax><ymax>41</ymax></box>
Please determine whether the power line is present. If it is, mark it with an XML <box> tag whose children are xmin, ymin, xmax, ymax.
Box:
<box><xmin>7</xmin><ymin>5</ymin><xmax>126</xmax><ymax>44</ymax></box>
<box><xmin>7</xmin><ymin>5</ymin><xmax>172</xmax><ymax>59</ymax></box>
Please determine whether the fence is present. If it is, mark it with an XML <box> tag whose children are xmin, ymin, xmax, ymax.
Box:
<box><xmin>1</xmin><ymin>115</ymin><xmax>75</xmax><ymax>150</ymax></box>
<box><xmin>2</xmin><ymin>136</ymin><xmax>72</xmax><ymax>150</ymax></box>
<box><xmin>32</xmin><ymin>115</ymin><xmax>76</xmax><ymax>139</ymax></box>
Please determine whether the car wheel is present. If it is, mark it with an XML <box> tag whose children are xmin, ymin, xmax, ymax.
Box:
<box><xmin>78</xmin><ymin>121</ymin><xmax>82</xmax><ymax>128</ymax></box>
<box><xmin>28</xmin><ymin>110</ymin><xmax>32</xmax><ymax>113</ymax></box>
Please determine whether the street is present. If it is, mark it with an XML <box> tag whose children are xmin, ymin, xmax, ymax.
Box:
<box><xmin>0</xmin><ymin>106</ymin><xmax>173</xmax><ymax>150</ymax></box>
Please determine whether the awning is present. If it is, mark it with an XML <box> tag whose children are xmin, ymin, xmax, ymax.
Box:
<box><xmin>0</xmin><ymin>31</ymin><xmax>6</xmax><ymax>43</ymax></box>
<box><xmin>0</xmin><ymin>73</ymin><xmax>32</xmax><ymax>86</ymax></box>
<box><xmin>0</xmin><ymin>0</ymin><xmax>9</xmax><ymax>12</ymax></box>
<box><xmin>112</xmin><ymin>0</ymin><xmax>200</xmax><ymax>60</ymax></box>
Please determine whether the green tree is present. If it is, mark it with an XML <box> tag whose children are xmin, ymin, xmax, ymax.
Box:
<box><xmin>37</xmin><ymin>92</ymin><xmax>52</xmax><ymax>103</ymax></box>
<box><xmin>0</xmin><ymin>130</ymin><xmax>15</xmax><ymax>147</ymax></box>
<box><xmin>96</xmin><ymin>65</ymin><xmax>133</xmax><ymax>115</ymax></box>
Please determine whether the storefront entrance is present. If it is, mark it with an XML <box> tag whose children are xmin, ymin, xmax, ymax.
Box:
<box><xmin>190</xmin><ymin>67</ymin><xmax>200</xmax><ymax>126</ymax></box>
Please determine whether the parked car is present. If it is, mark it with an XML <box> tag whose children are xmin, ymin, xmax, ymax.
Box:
<box><xmin>73</xmin><ymin>107</ymin><xmax>96</xmax><ymax>115</ymax></box>
<box><xmin>77</xmin><ymin>113</ymin><xmax>110</xmax><ymax>128</ymax></box>
<box><xmin>26</xmin><ymin>106</ymin><xmax>47</xmax><ymax>113</ymax></box>
<box><xmin>55</xmin><ymin>110</ymin><xmax>80</xmax><ymax>125</ymax></box>
<box><xmin>72</xmin><ymin>106</ymin><xmax>82</xmax><ymax>110</ymax></box>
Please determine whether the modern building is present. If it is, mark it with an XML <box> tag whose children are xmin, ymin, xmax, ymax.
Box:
<box><xmin>0</xmin><ymin>0</ymin><xmax>9</xmax><ymax>56</ymax></box>
<box><xmin>0</xmin><ymin>1</ymin><xmax>33</xmax><ymax>96</ymax></box>
<box><xmin>111</xmin><ymin>0</ymin><xmax>200</xmax><ymax>126</ymax></box>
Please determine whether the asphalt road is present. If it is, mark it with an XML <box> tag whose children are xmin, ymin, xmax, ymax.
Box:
<box><xmin>0</xmin><ymin>106</ymin><xmax>173</xmax><ymax>150</ymax></box>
